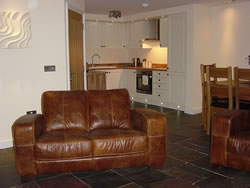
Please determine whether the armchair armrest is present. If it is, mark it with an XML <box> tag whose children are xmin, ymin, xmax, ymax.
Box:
<box><xmin>210</xmin><ymin>110</ymin><xmax>250</xmax><ymax>166</ymax></box>
<box><xmin>131</xmin><ymin>108</ymin><xmax>166</xmax><ymax>167</ymax></box>
<box><xmin>12</xmin><ymin>114</ymin><xmax>44</xmax><ymax>146</ymax></box>
<box><xmin>211</xmin><ymin>110</ymin><xmax>250</xmax><ymax>137</ymax></box>
<box><xmin>12</xmin><ymin>114</ymin><xmax>44</xmax><ymax>176</ymax></box>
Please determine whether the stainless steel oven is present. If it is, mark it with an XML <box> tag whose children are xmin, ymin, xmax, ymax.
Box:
<box><xmin>136</xmin><ymin>70</ymin><xmax>152</xmax><ymax>94</ymax></box>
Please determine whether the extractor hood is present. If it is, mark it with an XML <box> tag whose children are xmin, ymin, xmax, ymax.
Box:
<box><xmin>141</xmin><ymin>19</ymin><xmax>160</xmax><ymax>42</ymax></box>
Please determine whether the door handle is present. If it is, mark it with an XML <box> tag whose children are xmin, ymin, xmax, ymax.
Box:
<box><xmin>70</xmin><ymin>72</ymin><xmax>76</xmax><ymax>75</ymax></box>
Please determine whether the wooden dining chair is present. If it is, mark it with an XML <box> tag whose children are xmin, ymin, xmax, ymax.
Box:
<box><xmin>200</xmin><ymin>64</ymin><xmax>216</xmax><ymax>131</ymax></box>
<box><xmin>234</xmin><ymin>67</ymin><xmax>250</xmax><ymax>110</ymax></box>
<box><xmin>206</xmin><ymin>66</ymin><xmax>233</xmax><ymax>135</ymax></box>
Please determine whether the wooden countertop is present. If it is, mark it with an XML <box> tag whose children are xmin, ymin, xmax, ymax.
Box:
<box><xmin>87</xmin><ymin>63</ymin><xmax>168</xmax><ymax>71</ymax></box>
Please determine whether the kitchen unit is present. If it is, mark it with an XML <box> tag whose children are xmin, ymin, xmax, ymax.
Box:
<box><xmin>86</xmin><ymin>12</ymin><xmax>186</xmax><ymax>111</ymax></box>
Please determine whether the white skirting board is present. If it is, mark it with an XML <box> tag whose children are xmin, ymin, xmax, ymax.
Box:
<box><xmin>0</xmin><ymin>140</ymin><xmax>13</xmax><ymax>149</ymax></box>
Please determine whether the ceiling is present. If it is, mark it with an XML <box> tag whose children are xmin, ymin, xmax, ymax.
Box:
<box><xmin>85</xmin><ymin>0</ymin><xmax>249</xmax><ymax>16</ymax></box>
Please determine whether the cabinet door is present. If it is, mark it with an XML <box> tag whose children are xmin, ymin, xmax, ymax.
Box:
<box><xmin>124</xmin><ymin>70</ymin><xmax>136</xmax><ymax>97</ymax></box>
<box><xmin>105</xmin><ymin>23</ymin><xmax>126</xmax><ymax>48</ymax></box>
<box><xmin>86</xmin><ymin>21</ymin><xmax>102</xmax><ymax>49</ymax></box>
<box><xmin>106</xmin><ymin>70</ymin><xmax>122</xmax><ymax>89</ymax></box>
<box><xmin>160</xmin><ymin>17</ymin><xmax>168</xmax><ymax>47</ymax></box>
<box><xmin>168</xmin><ymin>13</ymin><xmax>186</xmax><ymax>73</ymax></box>
<box><xmin>169</xmin><ymin>73</ymin><xmax>185</xmax><ymax>110</ymax></box>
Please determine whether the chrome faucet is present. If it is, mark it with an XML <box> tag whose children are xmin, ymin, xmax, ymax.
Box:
<box><xmin>91</xmin><ymin>54</ymin><xmax>100</xmax><ymax>67</ymax></box>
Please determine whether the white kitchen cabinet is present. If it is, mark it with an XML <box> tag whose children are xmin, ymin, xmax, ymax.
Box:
<box><xmin>86</xmin><ymin>21</ymin><xmax>126</xmax><ymax>49</ymax></box>
<box><xmin>86</xmin><ymin>21</ymin><xmax>104</xmax><ymax>49</ymax></box>
<box><xmin>98</xmin><ymin>69</ymin><xmax>127</xmax><ymax>90</ymax></box>
<box><xmin>123</xmin><ymin>70</ymin><xmax>136</xmax><ymax>98</ymax></box>
<box><xmin>160</xmin><ymin>17</ymin><xmax>168</xmax><ymax>47</ymax></box>
<box><xmin>167</xmin><ymin>13</ymin><xmax>186</xmax><ymax>73</ymax></box>
<box><xmin>167</xmin><ymin>13</ymin><xmax>187</xmax><ymax>110</ymax></box>
<box><xmin>168</xmin><ymin>73</ymin><xmax>185</xmax><ymax>110</ymax></box>
<box><xmin>126</xmin><ymin>20</ymin><xmax>155</xmax><ymax>48</ymax></box>
<box><xmin>152</xmin><ymin>71</ymin><xmax>170</xmax><ymax>105</ymax></box>
<box><xmin>105</xmin><ymin>22</ymin><xmax>126</xmax><ymax>48</ymax></box>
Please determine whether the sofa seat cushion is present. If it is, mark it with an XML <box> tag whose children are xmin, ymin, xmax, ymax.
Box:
<box><xmin>90</xmin><ymin>128</ymin><xmax>147</xmax><ymax>156</ymax></box>
<box><xmin>35</xmin><ymin>130</ymin><xmax>92</xmax><ymax>160</ymax></box>
<box><xmin>228</xmin><ymin>131</ymin><xmax>250</xmax><ymax>157</ymax></box>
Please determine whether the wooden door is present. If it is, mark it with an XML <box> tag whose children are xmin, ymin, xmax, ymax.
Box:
<box><xmin>68</xmin><ymin>10</ymin><xmax>84</xmax><ymax>90</ymax></box>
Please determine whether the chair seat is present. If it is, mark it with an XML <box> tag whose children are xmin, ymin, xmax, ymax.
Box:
<box><xmin>90</xmin><ymin>128</ymin><xmax>147</xmax><ymax>156</ymax></box>
<box><xmin>35</xmin><ymin>130</ymin><xmax>92</xmax><ymax>160</ymax></box>
<box><xmin>228</xmin><ymin>131</ymin><xmax>250</xmax><ymax>157</ymax></box>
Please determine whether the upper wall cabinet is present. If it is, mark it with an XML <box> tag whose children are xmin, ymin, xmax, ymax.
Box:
<box><xmin>126</xmin><ymin>20</ymin><xmax>156</xmax><ymax>48</ymax></box>
<box><xmin>160</xmin><ymin>17</ymin><xmax>168</xmax><ymax>47</ymax></box>
<box><xmin>86</xmin><ymin>21</ymin><xmax>126</xmax><ymax>49</ymax></box>
<box><xmin>167</xmin><ymin>13</ymin><xmax>186</xmax><ymax>73</ymax></box>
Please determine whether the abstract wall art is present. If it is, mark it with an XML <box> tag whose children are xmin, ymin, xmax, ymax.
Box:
<box><xmin>0</xmin><ymin>11</ymin><xmax>32</xmax><ymax>49</ymax></box>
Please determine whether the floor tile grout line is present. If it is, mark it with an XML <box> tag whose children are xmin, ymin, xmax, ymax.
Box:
<box><xmin>111</xmin><ymin>169</ymin><xmax>142</xmax><ymax>188</ymax></box>
<box><xmin>188</xmin><ymin>163</ymin><xmax>232</xmax><ymax>179</ymax></box>
<box><xmin>36</xmin><ymin>172</ymin><xmax>71</xmax><ymax>182</ymax></box>
<box><xmin>75</xmin><ymin>170</ymin><xmax>110</xmax><ymax>179</ymax></box>
<box><xmin>71</xmin><ymin>173</ymin><xmax>92</xmax><ymax>188</ymax></box>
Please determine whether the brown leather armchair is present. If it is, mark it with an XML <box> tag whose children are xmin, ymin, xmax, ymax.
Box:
<box><xmin>12</xmin><ymin>89</ymin><xmax>166</xmax><ymax>177</ymax></box>
<box><xmin>210</xmin><ymin>110</ymin><xmax>250</xmax><ymax>171</ymax></box>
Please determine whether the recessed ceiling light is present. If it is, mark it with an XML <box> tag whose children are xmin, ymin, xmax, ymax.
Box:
<box><xmin>142</xmin><ymin>3</ymin><xmax>149</xmax><ymax>8</ymax></box>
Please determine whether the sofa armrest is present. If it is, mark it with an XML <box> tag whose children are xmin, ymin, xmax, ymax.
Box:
<box><xmin>210</xmin><ymin>110</ymin><xmax>250</xmax><ymax>167</ymax></box>
<box><xmin>12</xmin><ymin>114</ymin><xmax>44</xmax><ymax>176</ymax></box>
<box><xmin>131</xmin><ymin>108</ymin><xmax>166</xmax><ymax>136</ymax></box>
<box><xmin>12</xmin><ymin>114</ymin><xmax>44</xmax><ymax>146</ymax></box>
<box><xmin>131</xmin><ymin>108</ymin><xmax>166</xmax><ymax>167</ymax></box>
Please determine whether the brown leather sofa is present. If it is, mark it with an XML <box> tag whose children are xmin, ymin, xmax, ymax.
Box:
<box><xmin>12</xmin><ymin>89</ymin><xmax>166</xmax><ymax>177</ymax></box>
<box><xmin>210</xmin><ymin>110</ymin><xmax>250</xmax><ymax>171</ymax></box>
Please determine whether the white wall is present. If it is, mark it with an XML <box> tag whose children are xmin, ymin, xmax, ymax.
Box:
<box><xmin>86</xmin><ymin>48</ymin><xmax>129</xmax><ymax>64</ymax></box>
<box><xmin>0</xmin><ymin>0</ymin><xmax>85</xmax><ymax>148</ymax></box>
<box><xmin>211</xmin><ymin>1</ymin><xmax>250</xmax><ymax>68</ymax></box>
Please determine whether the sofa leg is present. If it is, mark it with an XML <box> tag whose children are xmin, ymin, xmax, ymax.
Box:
<box><xmin>148</xmin><ymin>164</ymin><xmax>163</xmax><ymax>170</ymax></box>
<box><xmin>212</xmin><ymin>164</ymin><xmax>223</xmax><ymax>170</ymax></box>
<box><xmin>20</xmin><ymin>176</ymin><xmax>35</xmax><ymax>183</ymax></box>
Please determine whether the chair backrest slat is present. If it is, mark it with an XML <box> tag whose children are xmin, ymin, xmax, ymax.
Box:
<box><xmin>234</xmin><ymin>67</ymin><xmax>250</xmax><ymax>109</ymax></box>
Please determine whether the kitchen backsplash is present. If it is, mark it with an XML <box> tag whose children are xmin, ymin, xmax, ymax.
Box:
<box><xmin>86</xmin><ymin>47</ymin><xmax>167</xmax><ymax>64</ymax></box>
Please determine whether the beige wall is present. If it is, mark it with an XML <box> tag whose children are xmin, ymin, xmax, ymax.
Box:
<box><xmin>211</xmin><ymin>1</ymin><xmax>250</xmax><ymax>68</ymax></box>
<box><xmin>0</xmin><ymin>0</ymin><xmax>85</xmax><ymax>148</ymax></box>
<box><xmin>188</xmin><ymin>2</ymin><xmax>250</xmax><ymax>114</ymax></box>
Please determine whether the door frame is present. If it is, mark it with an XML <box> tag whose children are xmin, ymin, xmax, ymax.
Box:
<box><xmin>65</xmin><ymin>2</ymin><xmax>87</xmax><ymax>90</ymax></box>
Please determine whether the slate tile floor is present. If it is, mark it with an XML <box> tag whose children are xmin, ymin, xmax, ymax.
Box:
<box><xmin>1</xmin><ymin>102</ymin><xmax>250</xmax><ymax>188</ymax></box>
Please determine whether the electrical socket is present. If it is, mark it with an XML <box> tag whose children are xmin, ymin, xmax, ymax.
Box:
<box><xmin>26</xmin><ymin>110</ymin><xmax>37</xmax><ymax>115</ymax></box>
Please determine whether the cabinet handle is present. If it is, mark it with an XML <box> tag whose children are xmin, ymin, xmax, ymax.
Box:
<box><xmin>167</xmin><ymin>74</ymin><xmax>169</xmax><ymax>76</ymax></box>
<box><xmin>158</xmin><ymin>79</ymin><xmax>160</xmax><ymax>81</ymax></box>
<box><xmin>158</xmin><ymin>85</ymin><xmax>160</xmax><ymax>87</ymax></box>
<box><xmin>158</xmin><ymin>73</ymin><xmax>161</xmax><ymax>75</ymax></box>
<box><xmin>123</xmin><ymin>45</ymin><xmax>126</xmax><ymax>48</ymax></box>
<box><xmin>158</xmin><ymin>94</ymin><xmax>161</xmax><ymax>97</ymax></box>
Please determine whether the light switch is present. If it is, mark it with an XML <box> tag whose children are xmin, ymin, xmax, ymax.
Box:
<box><xmin>44</xmin><ymin>65</ymin><xmax>56</xmax><ymax>72</ymax></box>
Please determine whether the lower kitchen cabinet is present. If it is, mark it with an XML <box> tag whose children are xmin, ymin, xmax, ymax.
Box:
<box><xmin>152</xmin><ymin>70</ymin><xmax>170</xmax><ymax>105</ymax></box>
<box><xmin>87</xmin><ymin>71</ymin><xmax>106</xmax><ymax>90</ymax></box>
<box><xmin>168</xmin><ymin>72</ymin><xmax>185</xmax><ymax>110</ymax></box>
<box><xmin>98</xmin><ymin>69</ymin><xmax>126</xmax><ymax>90</ymax></box>
<box><xmin>122</xmin><ymin>70</ymin><xmax>136</xmax><ymax>98</ymax></box>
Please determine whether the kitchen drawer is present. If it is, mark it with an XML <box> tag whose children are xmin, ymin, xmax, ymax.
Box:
<box><xmin>153</xmin><ymin>89</ymin><xmax>169</xmax><ymax>101</ymax></box>
<box><xmin>153</xmin><ymin>77</ymin><xmax>169</xmax><ymax>84</ymax></box>
<box><xmin>153</xmin><ymin>83</ymin><xmax>168</xmax><ymax>91</ymax></box>
<box><xmin>153</xmin><ymin>71</ymin><xmax>169</xmax><ymax>78</ymax></box>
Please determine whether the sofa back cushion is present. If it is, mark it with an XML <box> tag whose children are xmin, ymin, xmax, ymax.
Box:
<box><xmin>88</xmin><ymin>89</ymin><xmax>131</xmax><ymax>131</ymax></box>
<box><xmin>42</xmin><ymin>91</ymin><xmax>88</xmax><ymax>132</ymax></box>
